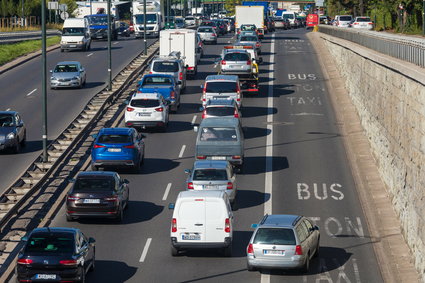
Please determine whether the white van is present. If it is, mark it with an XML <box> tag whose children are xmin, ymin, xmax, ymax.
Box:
<box><xmin>61</xmin><ymin>18</ymin><xmax>91</xmax><ymax>52</ymax></box>
<box><xmin>169</xmin><ymin>190</ymin><xmax>233</xmax><ymax>256</ymax></box>
<box><xmin>282</xmin><ymin>11</ymin><xmax>298</xmax><ymax>28</ymax></box>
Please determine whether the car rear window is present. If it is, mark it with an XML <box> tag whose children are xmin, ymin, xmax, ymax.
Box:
<box><xmin>153</xmin><ymin>61</ymin><xmax>179</xmax><ymax>72</ymax></box>
<box><xmin>74</xmin><ymin>178</ymin><xmax>114</xmax><ymax>192</ymax></box>
<box><xmin>198</xmin><ymin>27</ymin><xmax>213</xmax><ymax>32</ymax></box>
<box><xmin>240</xmin><ymin>36</ymin><xmax>257</xmax><ymax>42</ymax></box>
<box><xmin>356</xmin><ymin>17</ymin><xmax>371</xmax><ymax>22</ymax></box>
<box><xmin>193</xmin><ymin>169</ymin><xmax>228</xmax><ymax>181</ymax></box>
<box><xmin>206</xmin><ymin>107</ymin><xmax>235</xmax><ymax>117</ymax></box>
<box><xmin>200</xmin><ymin>127</ymin><xmax>237</xmax><ymax>142</ymax></box>
<box><xmin>340</xmin><ymin>16</ymin><xmax>352</xmax><ymax>21</ymax></box>
<box><xmin>130</xmin><ymin>99</ymin><xmax>160</xmax><ymax>108</ymax></box>
<box><xmin>253</xmin><ymin>228</ymin><xmax>296</xmax><ymax>245</ymax></box>
<box><xmin>142</xmin><ymin>77</ymin><xmax>172</xmax><ymax>85</ymax></box>
<box><xmin>25</xmin><ymin>233</ymin><xmax>75</xmax><ymax>254</ymax></box>
<box><xmin>223</xmin><ymin>53</ymin><xmax>250</xmax><ymax>61</ymax></box>
<box><xmin>206</xmin><ymin>81</ymin><xmax>238</xmax><ymax>93</ymax></box>
<box><xmin>98</xmin><ymin>134</ymin><xmax>132</xmax><ymax>144</ymax></box>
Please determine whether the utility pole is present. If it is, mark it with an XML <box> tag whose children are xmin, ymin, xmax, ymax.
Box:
<box><xmin>41</xmin><ymin>0</ymin><xmax>48</xmax><ymax>162</ymax></box>
<box><xmin>90</xmin><ymin>0</ymin><xmax>93</xmax><ymax>15</ymax></box>
<box><xmin>21</xmin><ymin>0</ymin><xmax>24</xmax><ymax>27</ymax></box>
<box><xmin>144</xmin><ymin>0</ymin><xmax>147</xmax><ymax>55</ymax></box>
<box><xmin>423</xmin><ymin>0</ymin><xmax>425</xmax><ymax>36</ymax></box>
<box><xmin>107</xmin><ymin>0</ymin><xmax>112</xmax><ymax>91</ymax></box>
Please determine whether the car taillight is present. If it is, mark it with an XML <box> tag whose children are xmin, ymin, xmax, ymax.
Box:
<box><xmin>295</xmin><ymin>245</ymin><xmax>303</xmax><ymax>255</ymax></box>
<box><xmin>187</xmin><ymin>66</ymin><xmax>194</xmax><ymax>71</ymax></box>
<box><xmin>232</xmin><ymin>155</ymin><xmax>241</xmax><ymax>159</ymax></box>
<box><xmin>256</xmin><ymin>43</ymin><xmax>260</xmax><ymax>47</ymax></box>
<box><xmin>197</xmin><ymin>155</ymin><xmax>206</xmax><ymax>159</ymax></box>
<box><xmin>234</xmin><ymin>109</ymin><xmax>239</xmax><ymax>118</ymax></box>
<box><xmin>227</xmin><ymin>182</ymin><xmax>233</xmax><ymax>189</ymax></box>
<box><xmin>187</xmin><ymin>182</ymin><xmax>194</xmax><ymax>189</ymax></box>
<box><xmin>17</xmin><ymin>259</ymin><xmax>33</xmax><ymax>265</ymax></box>
<box><xmin>126</xmin><ymin>107</ymin><xmax>135</xmax><ymax>112</ymax></box>
<box><xmin>179</xmin><ymin>72</ymin><xmax>183</xmax><ymax>80</ymax></box>
<box><xmin>93</xmin><ymin>144</ymin><xmax>105</xmax><ymax>149</ymax></box>
<box><xmin>124</xmin><ymin>145</ymin><xmax>135</xmax><ymax>149</ymax></box>
<box><xmin>247</xmin><ymin>60</ymin><xmax>251</xmax><ymax>65</ymax></box>
<box><xmin>368</xmin><ymin>22</ymin><xmax>373</xmax><ymax>25</ymax></box>
<box><xmin>225</xmin><ymin>218</ymin><xmax>231</xmax><ymax>233</ymax></box>
<box><xmin>149</xmin><ymin>71</ymin><xmax>152</xmax><ymax>74</ymax></box>
<box><xmin>221</xmin><ymin>60</ymin><xmax>226</xmax><ymax>65</ymax></box>
<box><xmin>67</xmin><ymin>195</ymin><xmax>79</xmax><ymax>201</ymax></box>
<box><xmin>137</xmin><ymin>90</ymin><xmax>142</xmax><ymax>93</ymax></box>
<box><xmin>172</xmin><ymin>218</ymin><xmax>177</xmax><ymax>232</ymax></box>
<box><xmin>202</xmin><ymin>109</ymin><xmax>206</xmax><ymax>119</ymax></box>
<box><xmin>155</xmin><ymin>107</ymin><xmax>164</xmax><ymax>112</ymax></box>
<box><xmin>170</xmin><ymin>91</ymin><xmax>175</xmax><ymax>99</ymax></box>
<box><xmin>247</xmin><ymin>243</ymin><xmax>254</xmax><ymax>254</ymax></box>
<box><xmin>59</xmin><ymin>259</ymin><xmax>77</xmax><ymax>266</ymax></box>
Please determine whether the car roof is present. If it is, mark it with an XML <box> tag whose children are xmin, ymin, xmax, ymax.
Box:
<box><xmin>178</xmin><ymin>190</ymin><xmax>225</xmax><ymax>199</ymax></box>
<box><xmin>199</xmin><ymin>117</ymin><xmax>240</xmax><ymax>127</ymax></box>
<box><xmin>0</xmin><ymin>111</ymin><xmax>17</xmax><ymax>116</ymax></box>
<box><xmin>56</xmin><ymin>61</ymin><xmax>81</xmax><ymax>65</ymax></box>
<box><xmin>132</xmin><ymin>92</ymin><xmax>163</xmax><ymax>100</ymax></box>
<box><xmin>98</xmin><ymin>127</ymin><xmax>134</xmax><ymax>135</ymax></box>
<box><xmin>206</xmin><ymin>99</ymin><xmax>237</xmax><ymax>107</ymax></box>
<box><xmin>30</xmin><ymin>227</ymin><xmax>78</xmax><ymax>235</ymax></box>
<box><xmin>205</xmin><ymin>75</ymin><xmax>238</xmax><ymax>82</ymax></box>
<box><xmin>193</xmin><ymin>160</ymin><xmax>230</xmax><ymax>169</ymax></box>
<box><xmin>260</xmin><ymin>214</ymin><xmax>302</xmax><ymax>228</ymax></box>
<box><xmin>77</xmin><ymin>171</ymin><xmax>117</xmax><ymax>178</ymax></box>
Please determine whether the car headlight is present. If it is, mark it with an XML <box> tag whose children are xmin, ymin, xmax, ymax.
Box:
<box><xmin>72</xmin><ymin>76</ymin><xmax>80</xmax><ymax>80</ymax></box>
<box><xmin>6</xmin><ymin>132</ymin><xmax>15</xmax><ymax>139</ymax></box>
<box><xmin>77</xmin><ymin>41</ymin><xmax>83</xmax><ymax>44</ymax></box>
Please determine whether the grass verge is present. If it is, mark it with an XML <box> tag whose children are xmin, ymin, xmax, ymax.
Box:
<box><xmin>0</xmin><ymin>36</ymin><xmax>60</xmax><ymax>66</ymax></box>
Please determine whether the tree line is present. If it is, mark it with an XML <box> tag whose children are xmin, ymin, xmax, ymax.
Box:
<box><xmin>0</xmin><ymin>0</ymin><xmax>76</xmax><ymax>18</ymax></box>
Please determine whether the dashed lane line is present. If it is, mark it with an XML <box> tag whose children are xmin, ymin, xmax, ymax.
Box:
<box><xmin>139</xmin><ymin>238</ymin><xmax>152</xmax><ymax>262</ymax></box>
<box><xmin>178</xmin><ymin>145</ymin><xmax>186</xmax><ymax>158</ymax></box>
<box><xmin>26</xmin><ymin>89</ymin><xmax>37</xmax><ymax>96</ymax></box>
<box><xmin>162</xmin><ymin>183</ymin><xmax>172</xmax><ymax>201</ymax></box>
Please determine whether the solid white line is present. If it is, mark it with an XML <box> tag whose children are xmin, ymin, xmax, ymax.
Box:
<box><xmin>87</xmin><ymin>53</ymin><xmax>93</xmax><ymax>57</ymax></box>
<box><xmin>139</xmin><ymin>238</ymin><xmax>152</xmax><ymax>262</ymax></box>
<box><xmin>261</xmin><ymin>32</ymin><xmax>275</xmax><ymax>283</ymax></box>
<box><xmin>113</xmin><ymin>42</ymin><xmax>119</xmax><ymax>45</ymax></box>
<box><xmin>178</xmin><ymin>145</ymin><xmax>186</xmax><ymax>158</ymax></box>
<box><xmin>191</xmin><ymin>115</ymin><xmax>197</xmax><ymax>125</ymax></box>
<box><xmin>162</xmin><ymin>183</ymin><xmax>172</xmax><ymax>201</ymax></box>
<box><xmin>26</xmin><ymin>89</ymin><xmax>37</xmax><ymax>96</ymax></box>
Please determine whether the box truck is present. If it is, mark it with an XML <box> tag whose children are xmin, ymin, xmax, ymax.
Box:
<box><xmin>132</xmin><ymin>0</ymin><xmax>163</xmax><ymax>38</ymax></box>
<box><xmin>160</xmin><ymin>29</ymin><xmax>201</xmax><ymax>77</ymax></box>
<box><xmin>235</xmin><ymin>6</ymin><xmax>264</xmax><ymax>35</ymax></box>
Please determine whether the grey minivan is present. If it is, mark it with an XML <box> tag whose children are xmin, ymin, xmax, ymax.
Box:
<box><xmin>194</xmin><ymin>117</ymin><xmax>244</xmax><ymax>172</ymax></box>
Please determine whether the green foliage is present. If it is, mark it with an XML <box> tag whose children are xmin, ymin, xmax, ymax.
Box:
<box><xmin>224</xmin><ymin>0</ymin><xmax>242</xmax><ymax>16</ymax></box>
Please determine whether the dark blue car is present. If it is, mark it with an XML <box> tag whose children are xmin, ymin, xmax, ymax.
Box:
<box><xmin>137</xmin><ymin>74</ymin><xmax>181</xmax><ymax>112</ymax></box>
<box><xmin>91</xmin><ymin>127</ymin><xmax>145</xmax><ymax>173</ymax></box>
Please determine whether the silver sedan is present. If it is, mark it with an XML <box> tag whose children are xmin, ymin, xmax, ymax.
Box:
<box><xmin>50</xmin><ymin>61</ymin><xmax>86</xmax><ymax>89</ymax></box>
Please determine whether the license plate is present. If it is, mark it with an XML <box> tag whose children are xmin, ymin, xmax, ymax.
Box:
<box><xmin>35</xmin><ymin>274</ymin><xmax>57</xmax><ymax>280</ymax></box>
<box><xmin>182</xmin><ymin>234</ymin><xmax>201</xmax><ymax>240</ymax></box>
<box><xmin>203</xmin><ymin>185</ymin><xmax>217</xmax><ymax>190</ymax></box>
<box><xmin>138</xmin><ymin>112</ymin><xmax>150</xmax><ymax>116</ymax></box>
<box><xmin>60</xmin><ymin>83</ymin><xmax>70</xmax><ymax>86</ymax></box>
<box><xmin>84</xmin><ymin>199</ymin><xmax>100</xmax><ymax>204</ymax></box>
<box><xmin>214</xmin><ymin>96</ymin><xmax>229</xmax><ymax>99</ymax></box>
<box><xmin>211</xmin><ymin>156</ymin><xmax>226</xmax><ymax>160</ymax></box>
<box><xmin>69</xmin><ymin>45</ymin><xmax>76</xmax><ymax>48</ymax></box>
<box><xmin>108</xmin><ymin>148</ymin><xmax>121</xmax><ymax>152</ymax></box>
<box><xmin>264</xmin><ymin>249</ymin><xmax>284</xmax><ymax>255</ymax></box>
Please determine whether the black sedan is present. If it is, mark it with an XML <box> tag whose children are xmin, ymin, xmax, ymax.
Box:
<box><xmin>66</xmin><ymin>171</ymin><xmax>130</xmax><ymax>222</ymax></box>
<box><xmin>16</xmin><ymin>227</ymin><xmax>95</xmax><ymax>283</ymax></box>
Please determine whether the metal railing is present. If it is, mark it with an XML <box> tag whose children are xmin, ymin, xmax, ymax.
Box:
<box><xmin>318</xmin><ymin>25</ymin><xmax>425</xmax><ymax>69</ymax></box>
<box><xmin>0</xmin><ymin>29</ymin><xmax>61</xmax><ymax>44</ymax></box>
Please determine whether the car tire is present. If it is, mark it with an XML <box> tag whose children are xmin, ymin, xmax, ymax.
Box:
<box><xmin>21</xmin><ymin>132</ymin><xmax>26</xmax><ymax>147</ymax></box>
<box><xmin>89</xmin><ymin>250</ymin><xmax>95</xmax><ymax>272</ymax></box>
<box><xmin>66</xmin><ymin>214</ymin><xmax>74</xmax><ymax>222</ymax></box>
<box><xmin>223</xmin><ymin>245</ymin><xmax>232</xmax><ymax>257</ymax></box>
<box><xmin>60</xmin><ymin>49</ymin><xmax>64</xmax><ymax>53</ymax></box>
<box><xmin>133</xmin><ymin>161</ymin><xmax>141</xmax><ymax>174</ymax></box>
<box><xmin>115</xmin><ymin>207</ymin><xmax>124</xmax><ymax>223</ymax></box>
<box><xmin>91</xmin><ymin>164</ymin><xmax>98</xmax><ymax>171</ymax></box>
<box><xmin>171</xmin><ymin>246</ymin><xmax>180</xmax><ymax>257</ymax></box>
<box><xmin>13</xmin><ymin>139</ymin><xmax>21</xmax><ymax>154</ymax></box>
<box><xmin>313</xmin><ymin>239</ymin><xmax>320</xmax><ymax>258</ymax></box>
<box><xmin>235</xmin><ymin>164</ymin><xmax>243</xmax><ymax>173</ymax></box>
<box><xmin>124</xmin><ymin>194</ymin><xmax>129</xmax><ymax>210</ymax></box>
<box><xmin>247</xmin><ymin>263</ymin><xmax>256</xmax><ymax>272</ymax></box>
<box><xmin>301</xmin><ymin>254</ymin><xmax>310</xmax><ymax>274</ymax></box>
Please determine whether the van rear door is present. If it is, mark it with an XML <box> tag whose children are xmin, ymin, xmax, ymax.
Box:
<box><xmin>204</xmin><ymin>199</ymin><xmax>228</xmax><ymax>242</ymax></box>
<box><xmin>177</xmin><ymin>199</ymin><xmax>206</xmax><ymax>242</ymax></box>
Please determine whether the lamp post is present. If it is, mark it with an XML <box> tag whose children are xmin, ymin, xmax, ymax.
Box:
<box><xmin>21</xmin><ymin>0</ymin><xmax>24</xmax><ymax>27</ymax></box>
<box><xmin>90</xmin><ymin>0</ymin><xmax>93</xmax><ymax>15</ymax></box>
<box><xmin>41</xmin><ymin>0</ymin><xmax>48</xmax><ymax>162</ymax></box>
<box><xmin>144</xmin><ymin>0</ymin><xmax>147</xmax><ymax>55</ymax></box>
<box><xmin>107</xmin><ymin>0</ymin><xmax>112</xmax><ymax>91</ymax></box>
<box><xmin>423</xmin><ymin>0</ymin><xmax>425</xmax><ymax>36</ymax></box>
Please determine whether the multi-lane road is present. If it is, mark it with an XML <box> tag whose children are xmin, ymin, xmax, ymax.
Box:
<box><xmin>5</xmin><ymin>28</ymin><xmax>384</xmax><ymax>282</ymax></box>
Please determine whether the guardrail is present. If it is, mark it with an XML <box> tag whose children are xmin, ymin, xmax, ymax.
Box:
<box><xmin>0</xmin><ymin>29</ymin><xmax>61</xmax><ymax>44</ymax></box>
<box><xmin>318</xmin><ymin>25</ymin><xmax>425</xmax><ymax>69</ymax></box>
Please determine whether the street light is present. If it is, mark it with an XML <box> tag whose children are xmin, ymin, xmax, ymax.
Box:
<box><xmin>41</xmin><ymin>0</ymin><xmax>48</xmax><ymax>162</ymax></box>
<box><xmin>144</xmin><ymin>0</ymin><xmax>147</xmax><ymax>55</ymax></box>
<box><xmin>21</xmin><ymin>0</ymin><xmax>24</xmax><ymax>27</ymax></box>
<box><xmin>423</xmin><ymin>0</ymin><xmax>425</xmax><ymax>36</ymax></box>
<box><xmin>107</xmin><ymin>0</ymin><xmax>112</xmax><ymax>91</ymax></box>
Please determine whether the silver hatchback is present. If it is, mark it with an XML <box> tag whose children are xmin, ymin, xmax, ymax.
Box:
<box><xmin>50</xmin><ymin>61</ymin><xmax>86</xmax><ymax>89</ymax></box>
<box><xmin>247</xmin><ymin>214</ymin><xmax>320</xmax><ymax>272</ymax></box>
<box><xmin>197</xmin><ymin>26</ymin><xmax>217</xmax><ymax>44</ymax></box>
<box><xmin>150</xmin><ymin>53</ymin><xmax>187</xmax><ymax>91</ymax></box>
<box><xmin>184</xmin><ymin>160</ymin><xmax>237</xmax><ymax>204</ymax></box>
<box><xmin>218</xmin><ymin>50</ymin><xmax>252</xmax><ymax>77</ymax></box>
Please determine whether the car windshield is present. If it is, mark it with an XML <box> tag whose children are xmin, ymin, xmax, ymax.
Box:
<box><xmin>97</xmin><ymin>134</ymin><xmax>132</xmax><ymax>144</ymax></box>
<box><xmin>198</xmin><ymin>27</ymin><xmax>213</xmax><ymax>32</ymax></box>
<box><xmin>223</xmin><ymin>52</ymin><xmax>250</xmax><ymax>61</ymax></box>
<box><xmin>153</xmin><ymin>62</ymin><xmax>179</xmax><ymax>72</ymax></box>
<box><xmin>0</xmin><ymin>115</ymin><xmax>14</xmax><ymax>127</ymax></box>
<box><xmin>200</xmin><ymin>127</ymin><xmax>237</xmax><ymax>141</ymax></box>
<box><xmin>206</xmin><ymin>107</ymin><xmax>235</xmax><ymax>117</ymax></box>
<box><xmin>74</xmin><ymin>178</ymin><xmax>114</xmax><ymax>192</ymax></box>
<box><xmin>135</xmin><ymin>14</ymin><xmax>157</xmax><ymax>24</ymax></box>
<box><xmin>240</xmin><ymin>36</ymin><xmax>257</xmax><ymax>42</ymax></box>
<box><xmin>175</xmin><ymin>19</ymin><xmax>184</xmax><ymax>23</ymax></box>
<box><xmin>356</xmin><ymin>17</ymin><xmax>371</xmax><ymax>22</ymax></box>
<box><xmin>193</xmin><ymin>169</ymin><xmax>228</xmax><ymax>181</ymax></box>
<box><xmin>253</xmin><ymin>228</ymin><xmax>296</xmax><ymax>245</ymax></box>
<box><xmin>142</xmin><ymin>77</ymin><xmax>172</xmax><ymax>85</ymax></box>
<box><xmin>62</xmin><ymin>28</ymin><xmax>85</xmax><ymax>36</ymax></box>
<box><xmin>206</xmin><ymin>81</ymin><xmax>238</xmax><ymax>92</ymax></box>
<box><xmin>130</xmin><ymin>99</ymin><xmax>160</xmax><ymax>108</ymax></box>
<box><xmin>54</xmin><ymin>64</ymin><xmax>79</xmax><ymax>73</ymax></box>
<box><xmin>340</xmin><ymin>16</ymin><xmax>352</xmax><ymax>21</ymax></box>
<box><xmin>85</xmin><ymin>16</ymin><xmax>108</xmax><ymax>25</ymax></box>
<box><xmin>185</xmin><ymin>17</ymin><xmax>194</xmax><ymax>20</ymax></box>
<box><xmin>25</xmin><ymin>233</ymin><xmax>75</xmax><ymax>254</ymax></box>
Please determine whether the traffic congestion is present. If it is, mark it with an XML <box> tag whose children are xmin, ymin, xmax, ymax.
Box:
<box><xmin>1</xmin><ymin>2</ymin><xmax>386</xmax><ymax>283</ymax></box>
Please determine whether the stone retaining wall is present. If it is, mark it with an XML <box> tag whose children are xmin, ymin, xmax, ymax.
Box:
<box><xmin>322</xmin><ymin>35</ymin><xmax>425</xmax><ymax>279</ymax></box>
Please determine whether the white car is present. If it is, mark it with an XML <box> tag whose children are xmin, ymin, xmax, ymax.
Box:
<box><xmin>352</xmin><ymin>16</ymin><xmax>374</xmax><ymax>30</ymax></box>
<box><xmin>184</xmin><ymin>16</ymin><xmax>196</xmax><ymax>26</ymax></box>
<box><xmin>334</xmin><ymin>15</ymin><xmax>353</xmax><ymax>28</ymax></box>
<box><xmin>125</xmin><ymin>92</ymin><xmax>169</xmax><ymax>131</ymax></box>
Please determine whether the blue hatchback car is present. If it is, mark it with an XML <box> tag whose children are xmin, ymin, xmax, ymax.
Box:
<box><xmin>91</xmin><ymin>128</ymin><xmax>145</xmax><ymax>172</ymax></box>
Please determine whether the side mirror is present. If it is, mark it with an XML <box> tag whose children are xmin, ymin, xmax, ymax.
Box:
<box><xmin>91</xmin><ymin>134</ymin><xmax>98</xmax><ymax>139</ymax></box>
<box><xmin>21</xmin><ymin>236</ymin><xmax>28</xmax><ymax>241</ymax></box>
<box><xmin>49</xmin><ymin>70</ymin><xmax>53</xmax><ymax>73</ymax></box>
<box><xmin>200</xmin><ymin>84</ymin><xmax>204</xmax><ymax>89</ymax></box>
<box><xmin>258</xmin><ymin>57</ymin><xmax>263</xmax><ymax>64</ymax></box>
<box><xmin>168</xmin><ymin>203</ymin><xmax>175</xmax><ymax>210</ymax></box>
<box><xmin>193</xmin><ymin>126</ymin><xmax>198</xmax><ymax>132</ymax></box>
<box><xmin>184</xmin><ymin>169</ymin><xmax>191</xmax><ymax>174</ymax></box>
<box><xmin>88</xmin><ymin>237</ymin><xmax>96</xmax><ymax>244</ymax></box>
<box><xmin>198</xmin><ymin>106</ymin><xmax>204</xmax><ymax>112</ymax></box>
<box><xmin>251</xmin><ymin>224</ymin><xmax>258</xmax><ymax>229</ymax></box>
<box><xmin>69</xmin><ymin>178</ymin><xmax>76</xmax><ymax>183</ymax></box>
<box><xmin>123</xmin><ymin>179</ymin><xmax>130</xmax><ymax>184</ymax></box>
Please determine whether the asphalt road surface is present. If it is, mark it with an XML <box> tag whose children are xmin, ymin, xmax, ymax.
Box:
<box><xmin>0</xmin><ymin>36</ymin><xmax>157</xmax><ymax>194</ymax></box>
<box><xmin>44</xmin><ymin>29</ymin><xmax>383</xmax><ymax>283</ymax></box>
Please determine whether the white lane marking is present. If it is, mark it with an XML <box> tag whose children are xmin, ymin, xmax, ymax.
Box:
<box><xmin>5</xmin><ymin>108</ymin><xmax>10</xmax><ymax>111</ymax></box>
<box><xmin>291</xmin><ymin>112</ymin><xmax>324</xmax><ymax>116</ymax></box>
<box><xmin>162</xmin><ymin>183</ymin><xmax>172</xmax><ymax>201</ymax></box>
<box><xmin>87</xmin><ymin>53</ymin><xmax>93</xmax><ymax>57</ymax></box>
<box><xmin>139</xmin><ymin>238</ymin><xmax>152</xmax><ymax>262</ymax></box>
<box><xmin>191</xmin><ymin>115</ymin><xmax>197</xmax><ymax>125</ymax></box>
<box><xmin>113</xmin><ymin>42</ymin><xmax>119</xmax><ymax>45</ymax></box>
<box><xmin>261</xmin><ymin>32</ymin><xmax>275</xmax><ymax>283</ymax></box>
<box><xmin>26</xmin><ymin>89</ymin><xmax>37</xmax><ymax>96</ymax></box>
<box><xmin>178</xmin><ymin>145</ymin><xmax>186</xmax><ymax>158</ymax></box>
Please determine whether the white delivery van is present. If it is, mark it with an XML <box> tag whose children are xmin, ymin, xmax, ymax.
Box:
<box><xmin>235</xmin><ymin>6</ymin><xmax>264</xmax><ymax>34</ymax></box>
<box><xmin>160</xmin><ymin>29</ymin><xmax>201</xmax><ymax>77</ymax></box>
<box><xmin>282</xmin><ymin>11</ymin><xmax>298</xmax><ymax>28</ymax></box>
<box><xmin>61</xmin><ymin>18</ymin><xmax>91</xmax><ymax>52</ymax></box>
<box><xmin>169</xmin><ymin>190</ymin><xmax>233</xmax><ymax>256</ymax></box>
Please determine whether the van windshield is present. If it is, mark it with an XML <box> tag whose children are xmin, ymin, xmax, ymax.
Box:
<box><xmin>283</xmin><ymin>14</ymin><xmax>294</xmax><ymax>20</ymax></box>
<box><xmin>135</xmin><ymin>14</ymin><xmax>157</xmax><ymax>24</ymax></box>
<box><xmin>62</xmin><ymin>28</ymin><xmax>85</xmax><ymax>36</ymax></box>
<box><xmin>193</xmin><ymin>169</ymin><xmax>228</xmax><ymax>181</ymax></box>
<box><xmin>339</xmin><ymin>16</ymin><xmax>352</xmax><ymax>21</ymax></box>
<box><xmin>200</xmin><ymin>127</ymin><xmax>237</xmax><ymax>142</ymax></box>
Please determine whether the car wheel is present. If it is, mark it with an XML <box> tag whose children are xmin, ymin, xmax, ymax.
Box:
<box><xmin>60</xmin><ymin>49</ymin><xmax>64</xmax><ymax>53</ymax></box>
<box><xmin>78</xmin><ymin>267</ymin><xmax>86</xmax><ymax>283</ymax></box>
<box><xmin>66</xmin><ymin>214</ymin><xmax>74</xmax><ymax>222</ymax></box>
<box><xmin>21</xmin><ymin>132</ymin><xmax>26</xmax><ymax>147</ymax></box>
<box><xmin>301</xmin><ymin>254</ymin><xmax>310</xmax><ymax>273</ymax></box>
<box><xmin>89</xmin><ymin>250</ymin><xmax>95</xmax><ymax>272</ymax></box>
<box><xmin>313</xmin><ymin>239</ymin><xmax>320</xmax><ymax>258</ymax></box>
<box><xmin>115</xmin><ymin>206</ymin><xmax>124</xmax><ymax>223</ymax></box>
<box><xmin>171</xmin><ymin>246</ymin><xmax>180</xmax><ymax>256</ymax></box>
<box><xmin>235</xmin><ymin>164</ymin><xmax>243</xmax><ymax>173</ymax></box>
<box><xmin>247</xmin><ymin>263</ymin><xmax>256</xmax><ymax>272</ymax></box>
<box><xmin>124</xmin><ymin>194</ymin><xmax>130</xmax><ymax>210</ymax></box>
<box><xmin>223</xmin><ymin>245</ymin><xmax>232</xmax><ymax>257</ymax></box>
<box><xmin>133</xmin><ymin>161</ymin><xmax>141</xmax><ymax>174</ymax></box>
<box><xmin>13</xmin><ymin>139</ymin><xmax>21</xmax><ymax>153</ymax></box>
